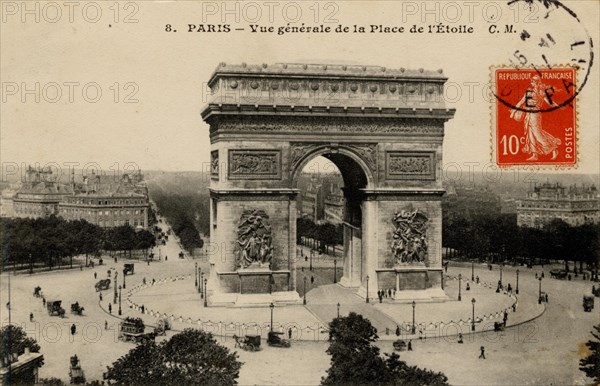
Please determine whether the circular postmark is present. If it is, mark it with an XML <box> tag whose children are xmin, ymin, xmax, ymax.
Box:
<box><xmin>493</xmin><ymin>0</ymin><xmax>594</xmax><ymax>113</ymax></box>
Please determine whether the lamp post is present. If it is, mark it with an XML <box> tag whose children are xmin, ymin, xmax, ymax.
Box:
<box><xmin>538</xmin><ymin>277</ymin><xmax>542</xmax><ymax>304</ymax></box>
<box><xmin>516</xmin><ymin>269</ymin><xmax>519</xmax><ymax>295</ymax></box>
<box><xmin>366</xmin><ymin>275</ymin><xmax>370</xmax><ymax>303</ymax></box>
<box><xmin>458</xmin><ymin>273</ymin><xmax>462</xmax><ymax>301</ymax></box>
<box><xmin>303</xmin><ymin>276</ymin><xmax>307</xmax><ymax>305</ymax></box>
<box><xmin>411</xmin><ymin>301</ymin><xmax>416</xmax><ymax>334</ymax></box>
<box><xmin>123</xmin><ymin>269</ymin><xmax>127</xmax><ymax>289</ymax></box>
<box><xmin>203</xmin><ymin>278</ymin><xmax>207</xmax><ymax>307</ymax></box>
<box><xmin>333</xmin><ymin>259</ymin><xmax>337</xmax><ymax>284</ymax></box>
<box><xmin>118</xmin><ymin>285</ymin><xmax>122</xmax><ymax>316</ymax></box>
<box><xmin>309</xmin><ymin>250</ymin><xmax>313</xmax><ymax>272</ymax></box>
<box><xmin>114</xmin><ymin>271</ymin><xmax>118</xmax><ymax>304</ymax></box>
<box><xmin>337</xmin><ymin>302</ymin><xmax>340</xmax><ymax>319</ymax></box>
<box><xmin>471</xmin><ymin>260</ymin><xmax>475</xmax><ymax>281</ymax></box>
<box><xmin>500</xmin><ymin>263</ymin><xmax>503</xmax><ymax>285</ymax></box>
<box><xmin>471</xmin><ymin>298</ymin><xmax>476</xmax><ymax>331</ymax></box>
<box><xmin>195</xmin><ymin>262</ymin><xmax>198</xmax><ymax>288</ymax></box>
<box><xmin>199</xmin><ymin>272</ymin><xmax>203</xmax><ymax>295</ymax></box>
<box><xmin>269</xmin><ymin>302</ymin><xmax>274</xmax><ymax>332</ymax></box>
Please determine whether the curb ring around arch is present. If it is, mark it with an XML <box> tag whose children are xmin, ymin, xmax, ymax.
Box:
<box><xmin>290</xmin><ymin>144</ymin><xmax>375</xmax><ymax>189</ymax></box>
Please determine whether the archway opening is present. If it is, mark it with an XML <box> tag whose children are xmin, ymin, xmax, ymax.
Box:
<box><xmin>294</xmin><ymin>153</ymin><xmax>369</xmax><ymax>296</ymax></box>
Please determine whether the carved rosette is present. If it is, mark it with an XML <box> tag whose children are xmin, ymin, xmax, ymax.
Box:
<box><xmin>228</xmin><ymin>150</ymin><xmax>282</xmax><ymax>180</ymax></box>
<box><xmin>386</xmin><ymin>151</ymin><xmax>436</xmax><ymax>180</ymax></box>
<box><xmin>390</xmin><ymin>208</ymin><xmax>429</xmax><ymax>266</ymax></box>
<box><xmin>235</xmin><ymin>209</ymin><xmax>273</xmax><ymax>270</ymax></box>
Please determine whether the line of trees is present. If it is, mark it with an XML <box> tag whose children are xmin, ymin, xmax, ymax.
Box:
<box><xmin>297</xmin><ymin>218</ymin><xmax>343</xmax><ymax>254</ymax></box>
<box><xmin>443</xmin><ymin>213</ymin><xmax>600</xmax><ymax>272</ymax></box>
<box><xmin>1</xmin><ymin>216</ymin><xmax>156</xmax><ymax>271</ymax></box>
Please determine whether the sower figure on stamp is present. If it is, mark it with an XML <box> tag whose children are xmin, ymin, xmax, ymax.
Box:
<box><xmin>510</xmin><ymin>75</ymin><xmax>561</xmax><ymax>161</ymax></box>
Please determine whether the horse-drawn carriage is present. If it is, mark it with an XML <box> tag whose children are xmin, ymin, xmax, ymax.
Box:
<box><xmin>71</xmin><ymin>302</ymin><xmax>84</xmax><ymax>315</ymax></box>
<box><xmin>583</xmin><ymin>295</ymin><xmax>595</xmax><ymax>312</ymax></box>
<box><xmin>267</xmin><ymin>331</ymin><xmax>290</xmax><ymax>348</ymax></box>
<box><xmin>550</xmin><ymin>269</ymin><xmax>568</xmax><ymax>280</ymax></box>
<box><xmin>119</xmin><ymin>317</ymin><xmax>156</xmax><ymax>343</ymax></box>
<box><xmin>494</xmin><ymin>321</ymin><xmax>506</xmax><ymax>332</ymax></box>
<box><xmin>69</xmin><ymin>355</ymin><xmax>85</xmax><ymax>384</ymax></box>
<box><xmin>592</xmin><ymin>286</ymin><xmax>600</xmax><ymax>297</ymax></box>
<box><xmin>153</xmin><ymin>318</ymin><xmax>172</xmax><ymax>336</ymax></box>
<box><xmin>123</xmin><ymin>263</ymin><xmax>135</xmax><ymax>275</ymax></box>
<box><xmin>47</xmin><ymin>300</ymin><xmax>65</xmax><ymax>317</ymax></box>
<box><xmin>95</xmin><ymin>279</ymin><xmax>110</xmax><ymax>292</ymax></box>
<box><xmin>234</xmin><ymin>335</ymin><xmax>261</xmax><ymax>351</ymax></box>
<box><xmin>33</xmin><ymin>286</ymin><xmax>42</xmax><ymax>298</ymax></box>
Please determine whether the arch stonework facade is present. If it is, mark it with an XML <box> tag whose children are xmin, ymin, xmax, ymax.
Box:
<box><xmin>201</xmin><ymin>63</ymin><xmax>455</xmax><ymax>305</ymax></box>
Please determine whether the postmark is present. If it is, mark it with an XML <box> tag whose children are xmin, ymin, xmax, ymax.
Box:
<box><xmin>492</xmin><ymin>67</ymin><xmax>576</xmax><ymax>166</ymax></box>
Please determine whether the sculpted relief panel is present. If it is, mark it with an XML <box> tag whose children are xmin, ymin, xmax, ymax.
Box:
<box><xmin>228</xmin><ymin>150</ymin><xmax>281</xmax><ymax>180</ymax></box>
<box><xmin>390</xmin><ymin>209</ymin><xmax>429</xmax><ymax>266</ymax></box>
<box><xmin>386</xmin><ymin>151</ymin><xmax>436</xmax><ymax>180</ymax></box>
<box><xmin>235</xmin><ymin>209</ymin><xmax>273</xmax><ymax>269</ymax></box>
<box><xmin>211</xmin><ymin>150</ymin><xmax>219</xmax><ymax>179</ymax></box>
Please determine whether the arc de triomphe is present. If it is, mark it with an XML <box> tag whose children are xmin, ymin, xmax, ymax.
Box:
<box><xmin>201</xmin><ymin>63</ymin><xmax>455</xmax><ymax>306</ymax></box>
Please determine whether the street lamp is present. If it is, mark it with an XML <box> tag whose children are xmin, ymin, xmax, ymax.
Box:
<box><xmin>516</xmin><ymin>269</ymin><xmax>519</xmax><ymax>295</ymax></box>
<box><xmin>333</xmin><ymin>259</ymin><xmax>337</xmax><ymax>284</ymax></box>
<box><xmin>471</xmin><ymin>298</ymin><xmax>476</xmax><ymax>331</ymax></box>
<box><xmin>195</xmin><ymin>262</ymin><xmax>198</xmax><ymax>288</ymax></box>
<box><xmin>303</xmin><ymin>276</ymin><xmax>307</xmax><ymax>305</ymax></box>
<box><xmin>458</xmin><ymin>273</ymin><xmax>462</xmax><ymax>301</ymax></box>
<box><xmin>199</xmin><ymin>272</ymin><xmax>203</xmax><ymax>295</ymax></box>
<box><xmin>122</xmin><ymin>269</ymin><xmax>126</xmax><ymax>289</ymax></box>
<box><xmin>411</xmin><ymin>301</ymin><xmax>416</xmax><ymax>334</ymax></box>
<box><xmin>114</xmin><ymin>271</ymin><xmax>118</xmax><ymax>304</ymax></box>
<box><xmin>337</xmin><ymin>302</ymin><xmax>340</xmax><ymax>318</ymax></box>
<box><xmin>118</xmin><ymin>285</ymin><xmax>122</xmax><ymax>316</ymax></box>
<box><xmin>471</xmin><ymin>260</ymin><xmax>475</xmax><ymax>281</ymax></box>
<box><xmin>309</xmin><ymin>250</ymin><xmax>313</xmax><ymax>271</ymax></box>
<box><xmin>269</xmin><ymin>302</ymin><xmax>275</xmax><ymax>332</ymax></box>
<box><xmin>538</xmin><ymin>277</ymin><xmax>542</xmax><ymax>304</ymax></box>
<box><xmin>203</xmin><ymin>278</ymin><xmax>208</xmax><ymax>307</ymax></box>
<box><xmin>366</xmin><ymin>275</ymin><xmax>370</xmax><ymax>303</ymax></box>
<box><xmin>500</xmin><ymin>263</ymin><xmax>503</xmax><ymax>285</ymax></box>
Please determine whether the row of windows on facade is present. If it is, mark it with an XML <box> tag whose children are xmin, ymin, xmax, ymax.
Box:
<box><xmin>518</xmin><ymin>202</ymin><xmax>598</xmax><ymax>209</ymax></box>
<box><xmin>62</xmin><ymin>208</ymin><xmax>145</xmax><ymax>216</ymax></box>
<box><xmin>66</xmin><ymin>198</ymin><xmax>145</xmax><ymax>205</ymax></box>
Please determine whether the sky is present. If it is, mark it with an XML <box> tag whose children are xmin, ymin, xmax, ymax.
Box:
<box><xmin>1</xmin><ymin>0</ymin><xmax>598</xmax><ymax>179</ymax></box>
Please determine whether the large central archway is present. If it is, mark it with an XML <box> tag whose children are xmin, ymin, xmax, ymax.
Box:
<box><xmin>201</xmin><ymin>62</ymin><xmax>455</xmax><ymax>306</ymax></box>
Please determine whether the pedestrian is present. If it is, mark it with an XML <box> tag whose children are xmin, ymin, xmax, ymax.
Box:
<box><xmin>99</xmin><ymin>293</ymin><xmax>103</xmax><ymax>301</ymax></box>
<box><xmin>479</xmin><ymin>346</ymin><xmax>486</xmax><ymax>359</ymax></box>
<box><xmin>392</xmin><ymin>289</ymin><xmax>396</xmax><ymax>297</ymax></box>
<box><xmin>71</xmin><ymin>324</ymin><xmax>76</xmax><ymax>335</ymax></box>
<box><xmin>407</xmin><ymin>340</ymin><xmax>412</xmax><ymax>351</ymax></box>
<box><xmin>545</xmin><ymin>293</ymin><xmax>548</xmax><ymax>303</ymax></box>
<box><xmin>388</xmin><ymin>289</ymin><xmax>392</xmax><ymax>298</ymax></box>
<box><xmin>94</xmin><ymin>272</ymin><xmax>97</xmax><ymax>279</ymax></box>
<box><xmin>141</xmin><ymin>305</ymin><xmax>145</xmax><ymax>314</ymax></box>
<box><xmin>288</xmin><ymin>328</ymin><xmax>292</xmax><ymax>339</ymax></box>
<box><xmin>42</xmin><ymin>297</ymin><xmax>46</xmax><ymax>307</ymax></box>
<box><xmin>165</xmin><ymin>255</ymin><xmax>168</xmax><ymax>261</ymax></box>
<box><xmin>108</xmin><ymin>303</ymin><xmax>112</xmax><ymax>314</ymax></box>
<box><xmin>535</xmin><ymin>273</ymin><xmax>538</xmax><ymax>279</ymax></box>
<box><xmin>5</xmin><ymin>302</ymin><xmax>9</xmax><ymax>310</ymax></box>
<box><xmin>152</xmin><ymin>278</ymin><xmax>155</xmax><ymax>285</ymax></box>
<box><xmin>147</xmin><ymin>260</ymin><xmax>150</xmax><ymax>266</ymax></box>
<box><xmin>396</xmin><ymin>325</ymin><xmax>401</xmax><ymax>336</ymax></box>
<box><xmin>466</xmin><ymin>283</ymin><xmax>470</xmax><ymax>291</ymax></box>
<box><xmin>476</xmin><ymin>276</ymin><xmax>479</xmax><ymax>284</ymax></box>
<box><xmin>311</xmin><ymin>276</ymin><xmax>314</xmax><ymax>284</ymax></box>
<box><xmin>143</xmin><ymin>277</ymin><xmax>146</xmax><ymax>285</ymax></box>
<box><xmin>379</xmin><ymin>292</ymin><xmax>383</xmax><ymax>304</ymax></box>
<box><xmin>105</xmin><ymin>320</ymin><xmax>108</xmax><ymax>330</ymax></box>
<box><xmin>503</xmin><ymin>311</ymin><xmax>508</xmax><ymax>324</ymax></box>
<box><xmin>29</xmin><ymin>312</ymin><xmax>34</xmax><ymax>322</ymax></box>
<box><xmin>80</xmin><ymin>265</ymin><xmax>83</xmax><ymax>271</ymax></box>
<box><xmin>541</xmin><ymin>272</ymin><xmax>544</xmax><ymax>279</ymax></box>
<box><xmin>457</xmin><ymin>333</ymin><xmax>463</xmax><ymax>343</ymax></box>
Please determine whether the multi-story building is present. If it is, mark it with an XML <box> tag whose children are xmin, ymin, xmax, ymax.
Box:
<box><xmin>323</xmin><ymin>182</ymin><xmax>344</xmax><ymax>224</ymax></box>
<box><xmin>58</xmin><ymin>171</ymin><xmax>149</xmax><ymax>229</ymax></box>
<box><xmin>517</xmin><ymin>182</ymin><xmax>600</xmax><ymax>228</ymax></box>
<box><xmin>5</xmin><ymin>166</ymin><xmax>150</xmax><ymax>229</ymax></box>
<box><xmin>12</xmin><ymin>166</ymin><xmax>73</xmax><ymax>219</ymax></box>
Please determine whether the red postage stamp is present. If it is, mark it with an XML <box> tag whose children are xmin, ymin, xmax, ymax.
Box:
<box><xmin>493</xmin><ymin>67</ymin><xmax>577</xmax><ymax>167</ymax></box>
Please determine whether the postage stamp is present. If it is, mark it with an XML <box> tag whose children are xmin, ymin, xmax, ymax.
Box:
<box><xmin>492</xmin><ymin>66</ymin><xmax>577</xmax><ymax>167</ymax></box>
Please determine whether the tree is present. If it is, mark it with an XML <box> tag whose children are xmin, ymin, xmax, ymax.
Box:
<box><xmin>580</xmin><ymin>324</ymin><xmax>600</xmax><ymax>384</ymax></box>
<box><xmin>322</xmin><ymin>313</ymin><xmax>449</xmax><ymax>386</ymax></box>
<box><xmin>104</xmin><ymin>329</ymin><xmax>241</xmax><ymax>386</ymax></box>
<box><xmin>0</xmin><ymin>325</ymin><xmax>41</xmax><ymax>356</ymax></box>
